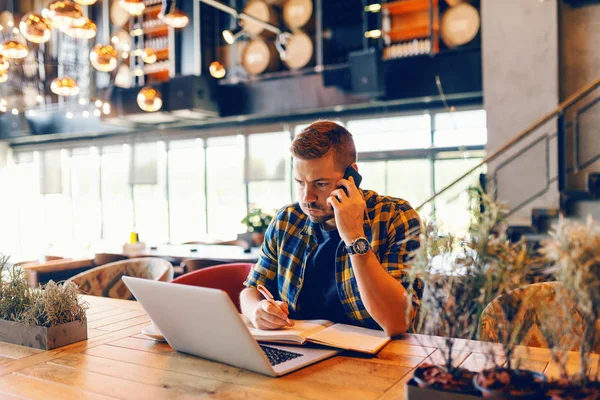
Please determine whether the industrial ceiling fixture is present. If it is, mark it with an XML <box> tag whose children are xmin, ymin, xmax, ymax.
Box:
<box><xmin>197</xmin><ymin>0</ymin><xmax>291</xmax><ymax>60</ymax></box>
<box><xmin>222</xmin><ymin>25</ymin><xmax>244</xmax><ymax>45</ymax></box>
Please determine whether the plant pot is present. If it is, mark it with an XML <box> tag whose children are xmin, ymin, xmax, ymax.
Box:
<box><xmin>545</xmin><ymin>379</ymin><xmax>600</xmax><ymax>400</ymax></box>
<box><xmin>406</xmin><ymin>378</ymin><xmax>483</xmax><ymax>400</ymax></box>
<box><xmin>413</xmin><ymin>364</ymin><xmax>480</xmax><ymax>394</ymax></box>
<box><xmin>0</xmin><ymin>318</ymin><xmax>87</xmax><ymax>350</ymax></box>
<box><xmin>473</xmin><ymin>367</ymin><xmax>546</xmax><ymax>399</ymax></box>
<box><xmin>251</xmin><ymin>232</ymin><xmax>265</xmax><ymax>247</ymax></box>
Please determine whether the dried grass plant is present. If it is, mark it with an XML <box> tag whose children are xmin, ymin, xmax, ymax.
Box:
<box><xmin>407</xmin><ymin>188</ymin><xmax>542</xmax><ymax>375</ymax></box>
<box><xmin>539</xmin><ymin>217</ymin><xmax>600</xmax><ymax>387</ymax></box>
<box><xmin>0</xmin><ymin>254</ymin><xmax>88</xmax><ymax>327</ymax></box>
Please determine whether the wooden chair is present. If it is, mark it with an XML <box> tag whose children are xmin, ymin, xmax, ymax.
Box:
<box><xmin>66</xmin><ymin>257</ymin><xmax>174</xmax><ymax>300</ymax></box>
<box><xmin>180</xmin><ymin>258</ymin><xmax>233</xmax><ymax>274</ymax></box>
<box><xmin>92</xmin><ymin>253</ymin><xmax>129</xmax><ymax>267</ymax></box>
<box><xmin>172</xmin><ymin>263</ymin><xmax>253</xmax><ymax>312</ymax></box>
<box><xmin>478</xmin><ymin>282</ymin><xmax>587</xmax><ymax>351</ymax></box>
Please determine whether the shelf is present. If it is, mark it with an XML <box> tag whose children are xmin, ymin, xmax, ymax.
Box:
<box><xmin>143</xmin><ymin>4</ymin><xmax>162</xmax><ymax>13</ymax></box>
<box><xmin>385</xmin><ymin>26</ymin><xmax>437</xmax><ymax>42</ymax></box>
<box><xmin>218</xmin><ymin>64</ymin><xmax>347</xmax><ymax>85</ymax></box>
<box><xmin>143</xmin><ymin>25</ymin><xmax>169</xmax><ymax>36</ymax></box>
<box><xmin>383</xmin><ymin>0</ymin><xmax>438</xmax><ymax>15</ymax></box>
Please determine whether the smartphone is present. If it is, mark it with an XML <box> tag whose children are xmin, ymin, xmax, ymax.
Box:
<box><xmin>341</xmin><ymin>166</ymin><xmax>362</xmax><ymax>195</ymax></box>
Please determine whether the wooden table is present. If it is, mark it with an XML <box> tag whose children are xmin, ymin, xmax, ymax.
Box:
<box><xmin>0</xmin><ymin>296</ymin><xmax>591</xmax><ymax>400</ymax></box>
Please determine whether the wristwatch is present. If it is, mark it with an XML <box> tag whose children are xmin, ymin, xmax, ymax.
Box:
<box><xmin>345</xmin><ymin>236</ymin><xmax>371</xmax><ymax>255</ymax></box>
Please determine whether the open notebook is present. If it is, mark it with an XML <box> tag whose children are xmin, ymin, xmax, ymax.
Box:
<box><xmin>246</xmin><ymin>319</ymin><xmax>391</xmax><ymax>354</ymax></box>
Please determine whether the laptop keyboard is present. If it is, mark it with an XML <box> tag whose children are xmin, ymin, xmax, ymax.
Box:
<box><xmin>260</xmin><ymin>345</ymin><xmax>303</xmax><ymax>366</ymax></box>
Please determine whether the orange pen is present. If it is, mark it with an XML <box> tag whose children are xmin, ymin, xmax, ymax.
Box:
<box><xmin>257</xmin><ymin>284</ymin><xmax>292</xmax><ymax>325</ymax></box>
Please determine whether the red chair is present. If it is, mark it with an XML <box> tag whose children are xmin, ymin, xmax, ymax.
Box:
<box><xmin>171</xmin><ymin>263</ymin><xmax>253</xmax><ymax>312</ymax></box>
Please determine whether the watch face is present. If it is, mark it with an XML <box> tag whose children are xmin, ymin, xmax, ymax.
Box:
<box><xmin>353</xmin><ymin>237</ymin><xmax>370</xmax><ymax>255</ymax></box>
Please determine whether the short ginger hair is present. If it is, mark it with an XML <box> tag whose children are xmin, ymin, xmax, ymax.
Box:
<box><xmin>290</xmin><ymin>121</ymin><xmax>357</xmax><ymax>171</ymax></box>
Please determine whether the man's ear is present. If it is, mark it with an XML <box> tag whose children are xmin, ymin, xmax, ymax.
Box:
<box><xmin>351</xmin><ymin>163</ymin><xmax>358</xmax><ymax>172</ymax></box>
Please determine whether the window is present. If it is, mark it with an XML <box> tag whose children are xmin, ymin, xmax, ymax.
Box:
<box><xmin>348</xmin><ymin>114</ymin><xmax>431</xmax><ymax>151</ymax></box>
<box><xmin>168</xmin><ymin>139</ymin><xmax>206</xmax><ymax>244</ymax></box>
<box><xmin>5</xmin><ymin>107</ymin><xmax>487</xmax><ymax>259</ymax></box>
<box><xmin>71</xmin><ymin>147</ymin><xmax>101</xmax><ymax>250</ymax></box>
<box><xmin>387</xmin><ymin>159</ymin><xmax>432</xmax><ymax>209</ymax></box>
<box><xmin>101</xmin><ymin>145</ymin><xmax>134</xmax><ymax>246</ymax></box>
<box><xmin>38</xmin><ymin>149</ymin><xmax>74</xmax><ymax>256</ymax></box>
<box><xmin>206</xmin><ymin>135</ymin><xmax>246</xmax><ymax>239</ymax></box>
<box><xmin>132</xmin><ymin>142</ymin><xmax>169</xmax><ymax>244</ymax></box>
<box><xmin>356</xmin><ymin>161</ymin><xmax>386</xmax><ymax>194</ymax></box>
<box><xmin>247</xmin><ymin>132</ymin><xmax>291</xmax><ymax>212</ymax></box>
<box><xmin>434</xmin><ymin>110</ymin><xmax>487</xmax><ymax>147</ymax></box>
<box><xmin>9</xmin><ymin>154</ymin><xmax>44</xmax><ymax>260</ymax></box>
<box><xmin>434</xmin><ymin>158</ymin><xmax>485</xmax><ymax>235</ymax></box>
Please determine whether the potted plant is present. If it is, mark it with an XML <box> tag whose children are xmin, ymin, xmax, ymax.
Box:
<box><xmin>466</xmin><ymin>193</ymin><xmax>546</xmax><ymax>398</ymax></box>
<box><xmin>0</xmin><ymin>254</ymin><xmax>89</xmax><ymax>350</ymax></box>
<box><xmin>538</xmin><ymin>217</ymin><xmax>600</xmax><ymax>399</ymax></box>
<box><xmin>241</xmin><ymin>207</ymin><xmax>275</xmax><ymax>247</ymax></box>
<box><xmin>406</xmin><ymin>223</ymin><xmax>483</xmax><ymax>397</ymax></box>
<box><xmin>472</xmin><ymin>256</ymin><xmax>547</xmax><ymax>399</ymax></box>
<box><xmin>405</xmin><ymin>190</ymin><xmax>543</xmax><ymax>399</ymax></box>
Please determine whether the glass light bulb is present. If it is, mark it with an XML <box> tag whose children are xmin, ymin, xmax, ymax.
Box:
<box><xmin>61</xmin><ymin>18</ymin><xmax>96</xmax><ymax>39</ymax></box>
<box><xmin>42</xmin><ymin>0</ymin><xmax>86</xmax><ymax>28</ymax></box>
<box><xmin>74</xmin><ymin>0</ymin><xmax>97</xmax><ymax>5</ymax></box>
<box><xmin>0</xmin><ymin>40</ymin><xmax>29</xmax><ymax>59</ymax></box>
<box><xmin>141</xmin><ymin>48</ymin><xmax>157</xmax><ymax>64</ymax></box>
<box><xmin>118</xmin><ymin>0</ymin><xmax>145</xmax><ymax>16</ymax></box>
<box><xmin>137</xmin><ymin>86</ymin><xmax>163</xmax><ymax>112</ymax></box>
<box><xmin>90</xmin><ymin>44</ymin><xmax>117</xmax><ymax>72</ymax></box>
<box><xmin>159</xmin><ymin>9</ymin><xmax>189</xmax><ymax>28</ymax></box>
<box><xmin>209</xmin><ymin>61</ymin><xmax>226</xmax><ymax>79</ymax></box>
<box><xmin>50</xmin><ymin>76</ymin><xmax>80</xmax><ymax>96</ymax></box>
<box><xmin>20</xmin><ymin>13</ymin><xmax>51</xmax><ymax>44</ymax></box>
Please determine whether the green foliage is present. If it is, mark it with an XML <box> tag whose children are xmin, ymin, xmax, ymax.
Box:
<box><xmin>0</xmin><ymin>254</ymin><xmax>88</xmax><ymax>327</ymax></box>
<box><xmin>241</xmin><ymin>208</ymin><xmax>275</xmax><ymax>233</ymax></box>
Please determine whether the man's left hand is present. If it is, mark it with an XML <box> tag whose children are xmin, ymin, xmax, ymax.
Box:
<box><xmin>327</xmin><ymin>176</ymin><xmax>366</xmax><ymax>245</ymax></box>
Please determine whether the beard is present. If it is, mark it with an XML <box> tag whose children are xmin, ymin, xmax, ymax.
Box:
<box><xmin>301</xmin><ymin>203</ymin><xmax>335</xmax><ymax>224</ymax></box>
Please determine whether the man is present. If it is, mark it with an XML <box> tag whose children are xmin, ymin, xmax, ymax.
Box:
<box><xmin>240</xmin><ymin>121</ymin><xmax>422</xmax><ymax>336</ymax></box>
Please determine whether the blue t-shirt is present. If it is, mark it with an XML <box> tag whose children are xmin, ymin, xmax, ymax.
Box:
<box><xmin>290</xmin><ymin>224</ymin><xmax>352</xmax><ymax>324</ymax></box>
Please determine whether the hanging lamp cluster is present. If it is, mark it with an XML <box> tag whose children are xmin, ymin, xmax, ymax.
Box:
<box><xmin>0</xmin><ymin>0</ymin><xmax>190</xmax><ymax>114</ymax></box>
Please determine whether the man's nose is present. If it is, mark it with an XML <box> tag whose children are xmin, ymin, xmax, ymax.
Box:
<box><xmin>303</xmin><ymin>187</ymin><xmax>317</xmax><ymax>203</ymax></box>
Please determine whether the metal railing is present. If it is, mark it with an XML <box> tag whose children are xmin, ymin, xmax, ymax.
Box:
<box><xmin>416</xmin><ymin>76</ymin><xmax>600</xmax><ymax>214</ymax></box>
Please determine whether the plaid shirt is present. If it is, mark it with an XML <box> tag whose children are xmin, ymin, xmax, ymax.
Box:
<box><xmin>244</xmin><ymin>189</ymin><xmax>422</xmax><ymax>330</ymax></box>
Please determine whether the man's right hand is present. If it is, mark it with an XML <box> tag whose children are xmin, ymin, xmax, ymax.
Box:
<box><xmin>252</xmin><ymin>300</ymin><xmax>294</xmax><ymax>330</ymax></box>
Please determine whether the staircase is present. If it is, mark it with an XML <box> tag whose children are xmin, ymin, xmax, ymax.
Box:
<box><xmin>507</xmin><ymin>171</ymin><xmax>600</xmax><ymax>244</ymax></box>
<box><xmin>417</xmin><ymin>76</ymin><xmax>600</xmax><ymax>245</ymax></box>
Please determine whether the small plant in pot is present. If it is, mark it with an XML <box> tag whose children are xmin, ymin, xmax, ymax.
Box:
<box><xmin>538</xmin><ymin>217</ymin><xmax>600</xmax><ymax>399</ymax></box>
<box><xmin>0</xmin><ymin>254</ymin><xmax>89</xmax><ymax>350</ymax></box>
<box><xmin>241</xmin><ymin>207</ymin><xmax>275</xmax><ymax>247</ymax></box>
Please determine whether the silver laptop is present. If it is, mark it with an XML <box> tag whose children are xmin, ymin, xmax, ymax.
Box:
<box><xmin>122</xmin><ymin>276</ymin><xmax>339</xmax><ymax>377</ymax></box>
